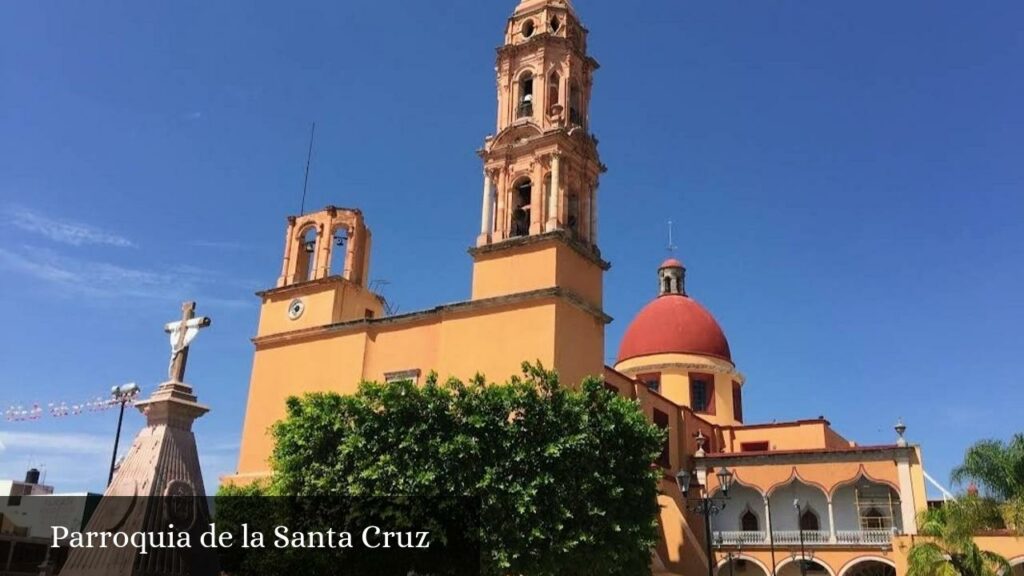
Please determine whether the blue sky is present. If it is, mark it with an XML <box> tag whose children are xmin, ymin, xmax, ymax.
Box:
<box><xmin>1</xmin><ymin>1</ymin><xmax>1021</xmax><ymax>495</ymax></box>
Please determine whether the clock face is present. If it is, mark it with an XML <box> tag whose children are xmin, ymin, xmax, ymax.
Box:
<box><xmin>287</xmin><ymin>298</ymin><xmax>305</xmax><ymax>320</ymax></box>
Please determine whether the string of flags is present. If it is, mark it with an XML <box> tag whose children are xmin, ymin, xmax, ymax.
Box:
<box><xmin>4</xmin><ymin>395</ymin><xmax>138</xmax><ymax>422</ymax></box>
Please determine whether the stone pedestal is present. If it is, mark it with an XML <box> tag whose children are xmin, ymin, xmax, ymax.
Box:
<box><xmin>61</xmin><ymin>380</ymin><xmax>218</xmax><ymax>576</ymax></box>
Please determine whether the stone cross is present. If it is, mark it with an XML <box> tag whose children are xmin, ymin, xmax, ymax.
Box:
<box><xmin>164</xmin><ymin>301</ymin><xmax>211</xmax><ymax>382</ymax></box>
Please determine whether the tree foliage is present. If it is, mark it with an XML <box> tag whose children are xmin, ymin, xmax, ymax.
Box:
<box><xmin>907</xmin><ymin>497</ymin><xmax>1012</xmax><ymax>576</ymax></box>
<box><xmin>951</xmin><ymin>434</ymin><xmax>1024</xmax><ymax>531</ymax></box>
<box><xmin>217</xmin><ymin>362</ymin><xmax>663</xmax><ymax>576</ymax></box>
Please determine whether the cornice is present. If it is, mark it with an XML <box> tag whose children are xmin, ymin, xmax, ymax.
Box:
<box><xmin>252</xmin><ymin>286</ymin><xmax>610</xmax><ymax>349</ymax></box>
<box><xmin>700</xmin><ymin>445</ymin><xmax>915</xmax><ymax>467</ymax></box>
<box><xmin>468</xmin><ymin>230</ymin><xmax>609</xmax><ymax>270</ymax></box>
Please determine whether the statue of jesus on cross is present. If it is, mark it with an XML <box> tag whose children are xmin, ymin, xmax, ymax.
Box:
<box><xmin>164</xmin><ymin>301</ymin><xmax>212</xmax><ymax>383</ymax></box>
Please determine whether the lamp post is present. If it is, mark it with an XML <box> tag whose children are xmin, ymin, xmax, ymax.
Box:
<box><xmin>715</xmin><ymin>532</ymin><xmax>743</xmax><ymax>576</ymax></box>
<box><xmin>793</xmin><ymin>498</ymin><xmax>808</xmax><ymax>576</ymax></box>
<box><xmin>677</xmin><ymin>466</ymin><xmax>735</xmax><ymax>576</ymax></box>
<box><xmin>107</xmin><ymin>383</ymin><xmax>140</xmax><ymax>486</ymax></box>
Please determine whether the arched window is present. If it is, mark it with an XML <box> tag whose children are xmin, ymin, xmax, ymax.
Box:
<box><xmin>548</xmin><ymin>72</ymin><xmax>560</xmax><ymax>114</ymax></box>
<box><xmin>511</xmin><ymin>178</ymin><xmax>532</xmax><ymax>237</ymax></box>
<box><xmin>799</xmin><ymin>508</ymin><xmax>820</xmax><ymax>531</ymax></box>
<box><xmin>566</xmin><ymin>192</ymin><xmax>579</xmax><ymax>234</ymax></box>
<box><xmin>296</xmin><ymin>226</ymin><xmax>318</xmax><ymax>282</ymax></box>
<box><xmin>861</xmin><ymin>507</ymin><xmax>885</xmax><ymax>530</ymax></box>
<box><xmin>518</xmin><ymin>72</ymin><xmax>534</xmax><ymax>118</ymax></box>
<box><xmin>327</xmin><ymin>226</ymin><xmax>348</xmax><ymax>278</ymax></box>
<box><xmin>569</xmin><ymin>81</ymin><xmax>582</xmax><ymax>126</ymax></box>
<box><xmin>741</xmin><ymin>510</ymin><xmax>759</xmax><ymax>532</ymax></box>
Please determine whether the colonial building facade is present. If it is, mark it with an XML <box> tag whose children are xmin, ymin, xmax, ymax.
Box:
<box><xmin>228</xmin><ymin>1</ymin><xmax>1024</xmax><ymax>575</ymax></box>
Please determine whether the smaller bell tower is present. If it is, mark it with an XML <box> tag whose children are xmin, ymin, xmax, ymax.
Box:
<box><xmin>256</xmin><ymin>206</ymin><xmax>383</xmax><ymax>337</ymax></box>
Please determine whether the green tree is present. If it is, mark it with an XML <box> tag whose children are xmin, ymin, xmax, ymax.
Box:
<box><xmin>951</xmin><ymin>434</ymin><xmax>1024</xmax><ymax>531</ymax></box>
<box><xmin>906</xmin><ymin>496</ymin><xmax>1011</xmax><ymax>576</ymax></box>
<box><xmin>217</xmin><ymin>362</ymin><xmax>663</xmax><ymax>576</ymax></box>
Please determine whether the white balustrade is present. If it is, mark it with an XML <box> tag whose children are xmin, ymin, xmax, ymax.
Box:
<box><xmin>714</xmin><ymin>530</ymin><xmax>894</xmax><ymax>547</ymax></box>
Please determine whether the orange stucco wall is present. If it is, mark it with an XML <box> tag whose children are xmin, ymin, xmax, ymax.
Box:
<box><xmin>471</xmin><ymin>236</ymin><xmax>603</xmax><ymax>309</ymax></box>
<box><xmin>615</xmin><ymin>352</ymin><xmax>743</xmax><ymax>427</ymax></box>
<box><xmin>232</xmin><ymin>287</ymin><xmax>607</xmax><ymax>480</ymax></box>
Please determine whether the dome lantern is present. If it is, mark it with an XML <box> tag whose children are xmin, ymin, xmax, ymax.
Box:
<box><xmin>658</xmin><ymin>258</ymin><xmax>686</xmax><ymax>296</ymax></box>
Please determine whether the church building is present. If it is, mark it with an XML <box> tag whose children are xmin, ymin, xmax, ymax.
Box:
<box><xmin>228</xmin><ymin>1</ymin><xmax>1023</xmax><ymax>575</ymax></box>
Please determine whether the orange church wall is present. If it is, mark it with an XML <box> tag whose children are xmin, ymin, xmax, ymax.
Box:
<box><xmin>552</xmin><ymin>298</ymin><xmax>605</xmax><ymax>391</ymax></box>
<box><xmin>470</xmin><ymin>235</ymin><xmax>604</xmax><ymax>309</ymax></box>
<box><xmin>256</xmin><ymin>277</ymin><xmax>384</xmax><ymax>337</ymax></box>
<box><xmin>230</xmin><ymin>293</ymin><xmax>606</xmax><ymax>481</ymax></box>
<box><xmin>235</xmin><ymin>330</ymin><xmax>370</xmax><ymax>476</ymax></box>
<box><xmin>434</xmin><ymin>300</ymin><xmax>559</xmax><ymax>384</ymax></box>
<box><xmin>615</xmin><ymin>352</ymin><xmax>743</xmax><ymax>427</ymax></box>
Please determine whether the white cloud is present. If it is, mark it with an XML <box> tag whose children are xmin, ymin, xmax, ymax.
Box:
<box><xmin>0</xmin><ymin>430</ymin><xmax>110</xmax><ymax>455</ymax></box>
<box><xmin>5</xmin><ymin>206</ymin><xmax>134</xmax><ymax>248</ymax></box>
<box><xmin>0</xmin><ymin>246</ymin><xmax>249</xmax><ymax>308</ymax></box>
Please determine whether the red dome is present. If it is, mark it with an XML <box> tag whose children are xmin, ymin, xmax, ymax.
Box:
<box><xmin>660</xmin><ymin>258</ymin><xmax>685</xmax><ymax>269</ymax></box>
<box><xmin>617</xmin><ymin>294</ymin><xmax>732</xmax><ymax>363</ymax></box>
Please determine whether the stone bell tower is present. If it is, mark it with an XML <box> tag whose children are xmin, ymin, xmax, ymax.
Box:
<box><xmin>471</xmin><ymin>0</ymin><xmax>608</xmax><ymax>311</ymax></box>
<box><xmin>254</xmin><ymin>206</ymin><xmax>384</xmax><ymax>338</ymax></box>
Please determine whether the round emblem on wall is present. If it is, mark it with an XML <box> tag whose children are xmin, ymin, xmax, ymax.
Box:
<box><xmin>164</xmin><ymin>480</ymin><xmax>196</xmax><ymax>530</ymax></box>
<box><xmin>287</xmin><ymin>298</ymin><xmax>305</xmax><ymax>320</ymax></box>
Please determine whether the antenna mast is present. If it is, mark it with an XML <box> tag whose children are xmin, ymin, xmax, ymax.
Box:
<box><xmin>299</xmin><ymin>122</ymin><xmax>317</xmax><ymax>215</ymax></box>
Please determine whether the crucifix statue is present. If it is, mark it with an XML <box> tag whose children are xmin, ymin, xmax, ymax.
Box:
<box><xmin>164</xmin><ymin>301</ymin><xmax>212</xmax><ymax>382</ymax></box>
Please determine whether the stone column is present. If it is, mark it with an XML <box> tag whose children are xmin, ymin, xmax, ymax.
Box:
<box><xmin>530</xmin><ymin>161</ymin><xmax>544</xmax><ymax>234</ymax></box>
<box><xmin>546</xmin><ymin>153</ymin><xmax>561</xmax><ymax>231</ymax></box>
<box><xmin>590</xmin><ymin>185</ymin><xmax>599</xmax><ymax>245</ymax></box>
<box><xmin>827</xmin><ymin>498</ymin><xmax>837</xmax><ymax>543</ymax></box>
<box><xmin>278</xmin><ymin>217</ymin><xmax>296</xmax><ymax>287</ymax></box>
<box><xmin>763</xmin><ymin>497</ymin><xmax>773</xmax><ymax>545</ymax></box>
<box><xmin>478</xmin><ymin>171</ymin><xmax>494</xmax><ymax>246</ymax></box>
<box><xmin>896</xmin><ymin>451</ymin><xmax>919</xmax><ymax>534</ymax></box>
<box><xmin>495</xmin><ymin>169</ymin><xmax>507</xmax><ymax>241</ymax></box>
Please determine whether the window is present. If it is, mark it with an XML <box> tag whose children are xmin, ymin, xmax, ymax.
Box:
<box><xmin>800</xmin><ymin>508</ymin><xmax>820</xmax><ymax>531</ymax></box>
<box><xmin>637</xmin><ymin>372</ymin><xmax>660</xmax><ymax>393</ymax></box>
<box><xmin>653</xmin><ymin>409</ymin><xmax>670</xmax><ymax>468</ymax></box>
<box><xmin>511</xmin><ymin>178</ymin><xmax>532</xmax><ymax>236</ymax></box>
<box><xmin>566</xmin><ymin>192</ymin><xmax>579</xmax><ymax>233</ymax></box>
<box><xmin>856</xmin><ymin>485</ymin><xmax>898</xmax><ymax>530</ymax></box>
<box><xmin>741</xmin><ymin>510</ymin><xmax>760</xmax><ymax>531</ymax></box>
<box><xmin>740</xmin><ymin>441</ymin><xmax>769</xmax><ymax>452</ymax></box>
<box><xmin>860</xmin><ymin>507</ymin><xmax>886</xmax><ymax>530</ymax></box>
<box><xmin>364</xmin><ymin>309</ymin><xmax>375</xmax><ymax>320</ymax></box>
<box><xmin>732</xmin><ymin>382</ymin><xmax>743</xmax><ymax>422</ymax></box>
<box><xmin>384</xmin><ymin>369</ymin><xmax>421</xmax><ymax>385</ymax></box>
<box><xmin>521</xmin><ymin>19</ymin><xmax>535</xmax><ymax>38</ymax></box>
<box><xmin>569</xmin><ymin>81</ymin><xmax>582</xmax><ymax>126</ymax></box>
<box><xmin>690</xmin><ymin>375</ymin><xmax>714</xmax><ymax>414</ymax></box>
<box><xmin>517</xmin><ymin>72</ymin><xmax>534</xmax><ymax>118</ymax></box>
<box><xmin>547</xmin><ymin>72</ymin><xmax>560</xmax><ymax>114</ymax></box>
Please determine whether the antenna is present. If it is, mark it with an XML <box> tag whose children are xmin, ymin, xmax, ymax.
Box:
<box><xmin>299</xmin><ymin>122</ymin><xmax>317</xmax><ymax>215</ymax></box>
<box><xmin>666</xmin><ymin>219</ymin><xmax>677</xmax><ymax>254</ymax></box>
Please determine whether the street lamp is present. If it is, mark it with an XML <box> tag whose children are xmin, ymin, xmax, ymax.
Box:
<box><xmin>793</xmin><ymin>498</ymin><xmax>809</xmax><ymax>576</ymax></box>
<box><xmin>677</xmin><ymin>466</ymin><xmax>734</xmax><ymax>576</ymax></box>
<box><xmin>715</xmin><ymin>531</ymin><xmax>744</xmax><ymax>576</ymax></box>
<box><xmin>107</xmin><ymin>383</ymin><xmax>140</xmax><ymax>486</ymax></box>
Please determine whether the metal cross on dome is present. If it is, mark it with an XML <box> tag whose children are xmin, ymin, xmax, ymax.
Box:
<box><xmin>164</xmin><ymin>301</ymin><xmax>211</xmax><ymax>382</ymax></box>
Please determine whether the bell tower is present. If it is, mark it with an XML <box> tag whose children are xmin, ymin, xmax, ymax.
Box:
<box><xmin>471</xmin><ymin>0</ymin><xmax>608</xmax><ymax>309</ymax></box>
